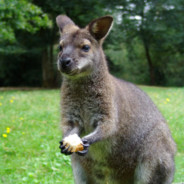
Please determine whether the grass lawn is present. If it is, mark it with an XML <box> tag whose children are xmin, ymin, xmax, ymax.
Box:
<box><xmin>0</xmin><ymin>86</ymin><xmax>183</xmax><ymax>183</ymax></box>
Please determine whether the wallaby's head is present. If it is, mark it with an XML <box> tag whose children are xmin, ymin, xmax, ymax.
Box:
<box><xmin>56</xmin><ymin>15</ymin><xmax>113</xmax><ymax>78</ymax></box>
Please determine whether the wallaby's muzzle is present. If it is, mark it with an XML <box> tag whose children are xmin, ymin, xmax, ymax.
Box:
<box><xmin>59</xmin><ymin>57</ymin><xmax>72</xmax><ymax>69</ymax></box>
<box><xmin>58</xmin><ymin>55</ymin><xmax>75</xmax><ymax>74</ymax></box>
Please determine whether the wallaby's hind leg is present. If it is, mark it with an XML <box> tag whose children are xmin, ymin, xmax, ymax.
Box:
<box><xmin>71</xmin><ymin>155</ymin><xmax>87</xmax><ymax>184</ymax></box>
<box><xmin>134</xmin><ymin>158</ymin><xmax>154</xmax><ymax>184</ymax></box>
<box><xmin>71</xmin><ymin>155</ymin><xmax>95</xmax><ymax>184</ymax></box>
<box><xmin>149</xmin><ymin>162</ymin><xmax>175</xmax><ymax>184</ymax></box>
<box><xmin>134</xmin><ymin>155</ymin><xmax>175</xmax><ymax>184</ymax></box>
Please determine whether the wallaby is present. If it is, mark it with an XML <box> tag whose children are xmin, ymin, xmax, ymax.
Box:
<box><xmin>56</xmin><ymin>15</ymin><xmax>176</xmax><ymax>184</ymax></box>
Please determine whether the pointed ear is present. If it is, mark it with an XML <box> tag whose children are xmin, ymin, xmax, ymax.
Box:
<box><xmin>56</xmin><ymin>15</ymin><xmax>75</xmax><ymax>32</ymax></box>
<box><xmin>88</xmin><ymin>16</ymin><xmax>113</xmax><ymax>41</ymax></box>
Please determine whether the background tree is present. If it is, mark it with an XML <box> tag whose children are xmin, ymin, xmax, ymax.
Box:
<box><xmin>0</xmin><ymin>0</ymin><xmax>184</xmax><ymax>87</ymax></box>
<box><xmin>0</xmin><ymin>0</ymin><xmax>51</xmax><ymax>86</ymax></box>
<box><xmin>105</xmin><ymin>0</ymin><xmax>184</xmax><ymax>86</ymax></box>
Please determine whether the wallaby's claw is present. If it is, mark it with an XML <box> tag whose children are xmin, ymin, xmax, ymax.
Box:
<box><xmin>76</xmin><ymin>149</ymin><xmax>88</xmax><ymax>156</ymax></box>
<box><xmin>76</xmin><ymin>139</ymin><xmax>89</xmax><ymax>156</ymax></box>
<box><xmin>59</xmin><ymin>140</ymin><xmax>73</xmax><ymax>155</ymax></box>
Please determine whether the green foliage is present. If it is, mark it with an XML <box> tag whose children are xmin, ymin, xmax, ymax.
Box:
<box><xmin>105</xmin><ymin>39</ymin><xmax>150</xmax><ymax>84</ymax></box>
<box><xmin>0</xmin><ymin>0</ymin><xmax>184</xmax><ymax>87</ymax></box>
<box><xmin>0</xmin><ymin>0</ymin><xmax>51</xmax><ymax>44</ymax></box>
<box><xmin>105</xmin><ymin>0</ymin><xmax>184</xmax><ymax>86</ymax></box>
<box><xmin>0</xmin><ymin>87</ymin><xmax>183</xmax><ymax>183</ymax></box>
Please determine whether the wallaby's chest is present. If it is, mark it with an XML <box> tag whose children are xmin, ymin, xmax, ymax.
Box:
<box><xmin>76</xmin><ymin>94</ymin><xmax>101</xmax><ymax>130</ymax></box>
<box><xmin>63</xmin><ymin>89</ymin><xmax>104</xmax><ymax>130</ymax></box>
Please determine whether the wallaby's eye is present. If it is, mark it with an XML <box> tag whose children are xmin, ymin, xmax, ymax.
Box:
<box><xmin>58</xmin><ymin>45</ymin><xmax>63</xmax><ymax>51</ymax></box>
<box><xmin>82</xmin><ymin>45</ymin><xmax>90</xmax><ymax>52</ymax></box>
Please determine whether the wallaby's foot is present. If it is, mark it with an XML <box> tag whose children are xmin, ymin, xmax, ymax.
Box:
<box><xmin>76</xmin><ymin>140</ymin><xmax>90</xmax><ymax>156</ymax></box>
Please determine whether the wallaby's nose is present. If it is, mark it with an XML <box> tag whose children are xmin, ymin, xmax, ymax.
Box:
<box><xmin>60</xmin><ymin>57</ymin><xmax>72</xmax><ymax>70</ymax></box>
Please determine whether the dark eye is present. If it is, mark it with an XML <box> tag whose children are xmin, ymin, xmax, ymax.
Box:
<box><xmin>82</xmin><ymin>45</ymin><xmax>90</xmax><ymax>52</ymax></box>
<box><xmin>58</xmin><ymin>45</ymin><xmax>63</xmax><ymax>51</ymax></box>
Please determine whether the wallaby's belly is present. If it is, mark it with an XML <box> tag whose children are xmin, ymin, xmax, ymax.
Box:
<box><xmin>78</xmin><ymin>156</ymin><xmax>135</xmax><ymax>183</ymax></box>
<box><xmin>77</xmin><ymin>135</ymin><xmax>137</xmax><ymax>184</ymax></box>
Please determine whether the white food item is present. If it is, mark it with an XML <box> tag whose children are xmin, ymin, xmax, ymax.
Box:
<box><xmin>63</xmin><ymin>134</ymin><xmax>83</xmax><ymax>152</ymax></box>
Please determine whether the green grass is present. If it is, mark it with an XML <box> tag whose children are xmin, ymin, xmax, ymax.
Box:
<box><xmin>0</xmin><ymin>86</ymin><xmax>183</xmax><ymax>183</ymax></box>
<box><xmin>0</xmin><ymin>90</ymin><xmax>73</xmax><ymax>184</ymax></box>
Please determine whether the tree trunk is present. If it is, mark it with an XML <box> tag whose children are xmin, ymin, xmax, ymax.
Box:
<box><xmin>143</xmin><ymin>40</ymin><xmax>156</xmax><ymax>85</ymax></box>
<box><xmin>42</xmin><ymin>45</ymin><xmax>56</xmax><ymax>88</ymax></box>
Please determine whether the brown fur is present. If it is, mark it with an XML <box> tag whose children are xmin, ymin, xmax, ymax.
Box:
<box><xmin>56</xmin><ymin>15</ymin><xmax>176</xmax><ymax>184</ymax></box>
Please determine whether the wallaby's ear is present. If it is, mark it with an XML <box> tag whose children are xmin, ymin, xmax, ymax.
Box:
<box><xmin>56</xmin><ymin>15</ymin><xmax>75</xmax><ymax>32</ymax></box>
<box><xmin>88</xmin><ymin>16</ymin><xmax>113</xmax><ymax>41</ymax></box>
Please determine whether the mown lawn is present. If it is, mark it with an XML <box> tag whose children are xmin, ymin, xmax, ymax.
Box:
<box><xmin>0</xmin><ymin>86</ymin><xmax>183</xmax><ymax>183</ymax></box>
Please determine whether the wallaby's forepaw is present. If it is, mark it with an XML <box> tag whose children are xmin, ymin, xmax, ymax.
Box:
<box><xmin>76</xmin><ymin>140</ymin><xmax>90</xmax><ymax>156</ymax></box>
<box><xmin>59</xmin><ymin>134</ymin><xmax>86</xmax><ymax>156</ymax></box>
<box><xmin>59</xmin><ymin>135</ymin><xmax>90</xmax><ymax>156</ymax></box>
